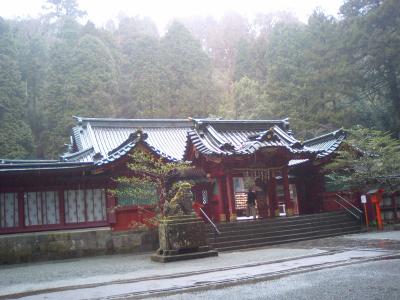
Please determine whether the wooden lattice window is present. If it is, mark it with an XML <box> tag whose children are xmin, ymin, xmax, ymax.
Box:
<box><xmin>0</xmin><ymin>193</ymin><xmax>19</xmax><ymax>228</ymax></box>
<box><xmin>64</xmin><ymin>189</ymin><xmax>106</xmax><ymax>223</ymax></box>
<box><xmin>116</xmin><ymin>182</ymin><xmax>158</xmax><ymax>207</ymax></box>
<box><xmin>24</xmin><ymin>191</ymin><xmax>60</xmax><ymax>226</ymax></box>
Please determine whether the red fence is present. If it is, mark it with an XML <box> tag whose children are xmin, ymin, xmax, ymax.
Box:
<box><xmin>111</xmin><ymin>205</ymin><xmax>157</xmax><ymax>231</ymax></box>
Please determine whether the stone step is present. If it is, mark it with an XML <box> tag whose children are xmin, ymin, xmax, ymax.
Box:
<box><xmin>207</xmin><ymin>221</ymin><xmax>358</xmax><ymax>242</ymax></box>
<box><xmin>208</xmin><ymin>223</ymin><xmax>360</xmax><ymax>247</ymax></box>
<box><xmin>206</xmin><ymin>211</ymin><xmax>355</xmax><ymax>232</ymax></box>
<box><xmin>204</xmin><ymin>211</ymin><xmax>362</xmax><ymax>252</ymax></box>
<box><xmin>206</xmin><ymin>217</ymin><xmax>357</xmax><ymax>238</ymax></box>
<box><xmin>211</xmin><ymin>228</ymin><xmax>363</xmax><ymax>252</ymax></box>
<box><xmin>208</xmin><ymin>225</ymin><xmax>362</xmax><ymax>251</ymax></box>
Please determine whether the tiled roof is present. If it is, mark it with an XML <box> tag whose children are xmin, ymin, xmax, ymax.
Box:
<box><xmin>303</xmin><ymin>129</ymin><xmax>346</xmax><ymax>158</ymax></box>
<box><xmin>60</xmin><ymin>146</ymin><xmax>95</xmax><ymax>162</ymax></box>
<box><xmin>185</xmin><ymin>119</ymin><xmax>317</xmax><ymax>158</ymax></box>
<box><xmin>0</xmin><ymin>160</ymin><xmax>92</xmax><ymax>172</ymax></box>
<box><xmin>95</xmin><ymin>129</ymin><xmax>181</xmax><ymax>165</ymax></box>
<box><xmin>0</xmin><ymin>119</ymin><xmax>346</xmax><ymax>173</ymax></box>
<box><xmin>67</xmin><ymin>117</ymin><xmax>191</xmax><ymax>164</ymax></box>
<box><xmin>287</xmin><ymin>129</ymin><xmax>345</xmax><ymax>168</ymax></box>
<box><xmin>62</xmin><ymin>117</ymin><xmax>345</xmax><ymax>167</ymax></box>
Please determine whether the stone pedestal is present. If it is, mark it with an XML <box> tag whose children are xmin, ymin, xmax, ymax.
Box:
<box><xmin>151</xmin><ymin>214</ymin><xmax>218</xmax><ymax>262</ymax></box>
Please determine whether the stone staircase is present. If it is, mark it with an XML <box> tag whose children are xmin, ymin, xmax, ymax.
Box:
<box><xmin>206</xmin><ymin>211</ymin><xmax>363</xmax><ymax>252</ymax></box>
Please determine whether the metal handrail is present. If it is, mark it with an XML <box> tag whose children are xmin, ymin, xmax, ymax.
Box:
<box><xmin>333</xmin><ymin>199</ymin><xmax>360</xmax><ymax>220</ymax></box>
<box><xmin>200</xmin><ymin>207</ymin><xmax>221</xmax><ymax>235</ymax></box>
<box><xmin>335</xmin><ymin>193</ymin><xmax>363</xmax><ymax>214</ymax></box>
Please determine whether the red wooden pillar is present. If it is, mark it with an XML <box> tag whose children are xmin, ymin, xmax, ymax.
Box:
<box><xmin>268</xmin><ymin>170</ymin><xmax>277</xmax><ymax>217</ymax></box>
<box><xmin>215</xmin><ymin>176</ymin><xmax>227</xmax><ymax>222</ymax></box>
<box><xmin>226</xmin><ymin>173</ymin><xmax>237</xmax><ymax>222</ymax></box>
<box><xmin>283</xmin><ymin>167</ymin><xmax>292</xmax><ymax>216</ymax></box>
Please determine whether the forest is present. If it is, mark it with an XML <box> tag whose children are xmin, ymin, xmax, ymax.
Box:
<box><xmin>0</xmin><ymin>0</ymin><xmax>399</xmax><ymax>159</ymax></box>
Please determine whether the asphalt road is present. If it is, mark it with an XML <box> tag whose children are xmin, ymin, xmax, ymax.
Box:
<box><xmin>150</xmin><ymin>258</ymin><xmax>400</xmax><ymax>300</ymax></box>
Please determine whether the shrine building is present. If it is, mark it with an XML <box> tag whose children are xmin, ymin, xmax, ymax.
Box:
<box><xmin>0</xmin><ymin>117</ymin><xmax>346</xmax><ymax>235</ymax></box>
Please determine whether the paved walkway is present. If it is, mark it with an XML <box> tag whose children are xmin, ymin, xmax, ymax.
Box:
<box><xmin>1</xmin><ymin>230</ymin><xmax>400</xmax><ymax>299</ymax></box>
<box><xmin>343</xmin><ymin>230</ymin><xmax>400</xmax><ymax>241</ymax></box>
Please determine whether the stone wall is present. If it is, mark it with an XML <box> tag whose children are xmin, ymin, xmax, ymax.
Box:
<box><xmin>0</xmin><ymin>227</ymin><xmax>159</xmax><ymax>264</ymax></box>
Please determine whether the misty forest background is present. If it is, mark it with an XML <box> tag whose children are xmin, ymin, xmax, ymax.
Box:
<box><xmin>0</xmin><ymin>0</ymin><xmax>399</xmax><ymax>159</ymax></box>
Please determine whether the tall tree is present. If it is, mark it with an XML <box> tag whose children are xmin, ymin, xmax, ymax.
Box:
<box><xmin>233</xmin><ymin>77</ymin><xmax>264</xmax><ymax>119</ymax></box>
<box><xmin>42</xmin><ymin>18</ymin><xmax>119</xmax><ymax>157</ymax></box>
<box><xmin>42</xmin><ymin>0</ymin><xmax>87</xmax><ymax>20</ymax></box>
<box><xmin>114</xmin><ymin>16</ymin><xmax>160</xmax><ymax>117</ymax></box>
<box><xmin>160</xmin><ymin>21</ymin><xmax>217</xmax><ymax>118</ymax></box>
<box><xmin>12</xmin><ymin>19</ymin><xmax>49</xmax><ymax>157</ymax></box>
<box><xmin>339</xmin><ymin>0</ymin><xmax>400</xmax><ymax>136</ymax></box>
<box><xmin>0</xmin><ymin>18</ymin><xmax>34</xmax><ymax>158</ymax></box>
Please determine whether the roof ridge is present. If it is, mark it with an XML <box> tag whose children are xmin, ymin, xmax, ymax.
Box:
<box><xmin>107</xmin><ymin>131</ymin><xmax>144</xmax><ymax>157</ymax></box>
<box><xmin>0</xmin><ymin>161</ymin><xmax>93</xmax><ymax>169</ymax></box>
<box><xmin>75</xmin><ymin>117</ymin><xmax>191</xmax><ymax>122</ymax></box>
<box><xmin>0</xmin><ymin>159</ymin><xmax>59</xmax><ymax>164</ymax></box>
<box><xmin>74</xmin><ymin>116</ymin><xmax>192</xmax><ymax>128</ymax></box>
<box><xmin>193</xmin><ymin>118</ymin><xmax>289</xmax><ymax>130</ymax></box>
<box><xmin>271</xmin><ymin>125</ymin><xmax>300</xmax><ymax>145</ymax></box>
<box><xmin>304</xmin><ymin>129</ymin><xmax>345</xmax><ymax>145</ymax></box>
<box><xmin>60</xmin><ymin>146</ymin><xmax>95</xmax><ymax>162</ymax></box>
<box><xmin>192</xmin><ymin>118</ymin><xmax>289</xmax><ymax>124</ymax></box>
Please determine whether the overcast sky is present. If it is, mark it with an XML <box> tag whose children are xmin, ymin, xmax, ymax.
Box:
<box><xmin>1</xmin><ymin>0</ymin><xmax>345</xmax><ymax>31</ymax></box>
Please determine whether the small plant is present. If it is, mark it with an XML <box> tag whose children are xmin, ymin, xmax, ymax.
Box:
<box><xmin>112</xmin><ymin>149</ymin><xmax>194</xmax><ymax>228</ymax></box>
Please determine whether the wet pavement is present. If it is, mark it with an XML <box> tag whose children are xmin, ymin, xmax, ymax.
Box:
<box><xmin>0</xmin><ymin>248</ymin><xmax>326</xmax><ymax>297</ymax></box>
<box><xmin>1</xmin><ymin>230</ymin><xmax>399</xmax><ymax>299</ymax></box>
<box><xmin>153</xmin><ymin>258</ymin><xmax>400</xmax><ymax>300</ymax></box>
<box><xmin>270</xmin><ymin>231</ymin><xmax>400</xmax><ymax>251</ymax></box>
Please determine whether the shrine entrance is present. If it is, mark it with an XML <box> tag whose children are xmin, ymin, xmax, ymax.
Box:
<box><xmin>231</xmin><ymin>168</ymin><xmax>299</xmax><ymax>220</ymax></box>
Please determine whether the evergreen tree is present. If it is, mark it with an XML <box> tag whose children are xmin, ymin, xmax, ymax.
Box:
<box><xmin>339</xmin><ymin>0</ymin><xmax>400</xmax><ymax>136</ymax></box>
<box><xmin>115</xmin><ymin>16</ymin><xmax>161</xmax><ymax>117</ymax></box>
<box><xmin>160</xmin><ymin>21</ymin><xmax>217</xmax><ymax>118</ymax></box>
<box><xmin>326</xmin><ymin>126</ymin><xmax>400</xmax><ymax>192</ymax></box>
<box><xmin>0</xmin><ymin>3</ymin><xmax>399</xmax><ymax>159</ymax></box>
<box><xmin>40</xmin><ymin>17</ymin><xmax>80</xmax><ymax>157</ymax></box>
<box><xmin>42</xmin><ymin>18</ymin><xmax>119</xmax><ymax>157</ymax></box>
<box><xmin>0</xmin><ymin>18</ymin><xmax>34</xmax><ymax>158</ymax></box>
<box><xmin>43</xmin><ymin>0</ymin><xmax>87</xmax><ymax>21</ymax></box>
<box><xmin>233</xmin><ymin>77</ymin><xmax>264</xmax><ymax>119</ymax></box>
<box><xmin>12</xmin><ymin>19</ymin><xmax>49</xmax><ymax>157</ymax></box>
